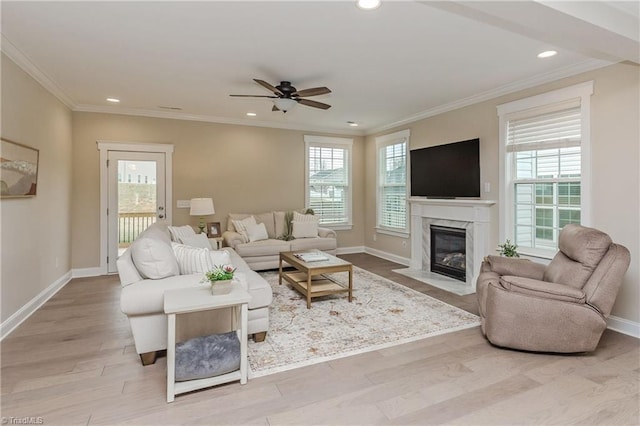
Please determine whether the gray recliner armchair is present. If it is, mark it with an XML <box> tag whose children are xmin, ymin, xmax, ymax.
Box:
<box><xmin>476</xmin><ymin>224</ymin><xmax>630</xmax><ymax>353</ymax></box>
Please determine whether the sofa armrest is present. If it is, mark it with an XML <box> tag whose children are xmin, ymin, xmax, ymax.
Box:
<box><xmin>485</xmin><ymin>255</ymin><xmax>546</xmax><ymax>280</ymax></box>
<box><xmin>499</xmin><ymin>275</ymin><xmax>586</xmax><ymax>304</ymax></box>
<box><xmin>222</xmin><ymin>230</ymin><xmax>243</xmax><ymax>249</ymax></box>
<box><xmin>318</xmin><ymin>227</ymin><xmax>337</xmax><ymax>238</ymax></box>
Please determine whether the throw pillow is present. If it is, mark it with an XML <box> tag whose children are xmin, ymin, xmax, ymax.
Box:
<box><xmin>175</xmin><ymin>331</ymin><xmax>240</xmax><ymax>382</ymax></box>
<box><xmin>181</xmin><ymin>233</ymin><xmax>212</xmax><ymax>249</ymax></box>
<box><xmin>293</xmin><ymin>210</ymin><xmax>317</xmax><ymax>223</ymax></box>
<box><xmin>231</xmin><ymin>216</ymin><xmax>256</xmax><ymax>243</ymax></box>
<box><xmin>292</xmin><ymin>220</ymin><xmax>319</xmax><ymax>238</ymax></box>
<box><xmin>131</xmin><ymin>236</ymin><xmax>180</xmax><ymax>279</ymax></box>
<box><xmin>246</xmin><ymin>222</ymin><xmax>269</xmax><ymax>242</ymax></box>
<box><xmin>172</xmin><ymin>243</ymin><xmax>232</xmax><ymax>275</ymax></box>
<box><xmin>168</xmin><ymin>225</ymin><xmax>197</xmax><ymax>243</ymax></box>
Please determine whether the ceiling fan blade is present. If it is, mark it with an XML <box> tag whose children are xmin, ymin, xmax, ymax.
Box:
<box><xmin>292</xmin><ymin>87</ymin><xmax>331</xmax><ymax>97</ymax></box>
<box><xmin>297</xmin><ymin>98</ymin><xmax>331</xmax><ymax>110</ymax></box>
<box><xmin>229</xmin><ymin>94</ymin><xmax>277</xmax><ymax>98</ymax></box>
<box><xmin>254</xmin><ymin>79</ymin><xmax>283</xmax><ymax>96</ymax></box>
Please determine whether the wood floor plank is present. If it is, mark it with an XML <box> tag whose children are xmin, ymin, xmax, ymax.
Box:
<box><xmin>1</xmin><ymin>253</ymin><xmax>638</xmax><ymax>425</ymax></box>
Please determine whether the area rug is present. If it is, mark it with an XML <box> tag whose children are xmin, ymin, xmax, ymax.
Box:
<box><xmin>247</xmin><ymin>266</ymin><xmax>479</xmax><ymax>378</ymax></box>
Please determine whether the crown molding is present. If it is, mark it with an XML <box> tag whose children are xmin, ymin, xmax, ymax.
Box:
<box><xmin>72</xmin><ymin>104</ymin><xmax>365</xmax><ymax>137</ymax></box>
<box><xmin>1</xmin><ymin>34</ymin><xmax>76</xmax><ymax>108</ymax></box>
<box><xmin>2</xmin><ymin>33</ymin><xmax>612</xmax><ymax>139</ymax></box>
<box><xmin>365</xmin><ymin>58</ymin><xmax>613</xmax><ymax>136</ymax></box>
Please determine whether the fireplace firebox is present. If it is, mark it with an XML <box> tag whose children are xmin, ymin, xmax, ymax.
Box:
<box><xmin>430</xmin><ymin>225</ymin><xmax>466</xmax><ymax>281</ymax></box>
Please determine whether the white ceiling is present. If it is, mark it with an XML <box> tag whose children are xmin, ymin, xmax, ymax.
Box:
<box><xmin>2</xmin><ymin>1</ymin><xmax>638</xmax><ymax>135</ymax></box>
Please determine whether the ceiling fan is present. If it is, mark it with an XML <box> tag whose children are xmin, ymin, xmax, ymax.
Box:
<box><xmin>230</xmin><ymin>79</ymin><xmax>331</xmax><ymax>112</ymax></box>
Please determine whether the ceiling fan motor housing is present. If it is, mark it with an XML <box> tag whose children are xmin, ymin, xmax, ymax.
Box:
<box><xmin>276</xmin><ymin>81</ymin><xmax>296</xmax><ymax>98</ymax></box>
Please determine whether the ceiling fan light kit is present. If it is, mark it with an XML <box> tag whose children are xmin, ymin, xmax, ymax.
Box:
<box><xmin>273</xmin><ymin>98</ymin><xmax>298</xmax><ymax>113</ymax></box>
<box><xmin>230</xmin><ymin>79</ymin><xmax>332</xmax><ymax>113</ymax></box>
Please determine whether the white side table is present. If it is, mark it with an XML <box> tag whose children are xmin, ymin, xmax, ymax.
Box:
<box><xmin>164</xmin><ymin>284</ymin><xmax>251</xmax><ymax>403</ymax></box>
<box><xmin>209</xmin><ymin>237</ymin><xmax>224</xmax><ymax>249</ymax></box>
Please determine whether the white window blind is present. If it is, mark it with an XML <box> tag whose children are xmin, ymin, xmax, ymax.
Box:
<box><xmin>508</xmin><ymin>105</ymin><xmax>582</xmax><ymax>251</ymax></box>
<box><xmin>379</xmin><ymin>141</ymin><xmax>407</xmax><ymax>230</ymax></box>
<box><xmin>305</xmin><ymin>136</ymin><xmax>352</xmax><ymax>227</ymax></box>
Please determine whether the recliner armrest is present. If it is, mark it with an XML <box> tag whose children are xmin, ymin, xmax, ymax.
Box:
<box><xmin>499</xmin><ymin>275</ymin><xmax>586</xmax><ymax>304</ymax></box>
<box><xmin>222</xmin><ymin>230</ymin><xmax>243</xmax><ymax>249</ymax></box>
<box><xmin>318</xmin><ymin>227</ymin><xmax>337</xmax><ymax>238</ymax></box>
<box><xmin>485</xmin><ymin>255</ymin><xmax>546</xmax><ymax>280</ymax></box>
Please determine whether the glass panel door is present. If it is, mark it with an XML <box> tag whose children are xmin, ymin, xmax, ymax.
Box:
<box><xmin>107</xmin><ymin>151</ymin><xmax>166</xmax><ymax>272</ymax></box>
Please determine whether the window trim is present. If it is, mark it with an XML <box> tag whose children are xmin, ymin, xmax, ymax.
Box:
<box><xmin>304</xmin><ymin>135</ymin><xmax>353</xmax><ymax>229</ymax></box>
<box><xmin>375</xmin><ymin>129</ymin><xmax>410</xmax><ymax>235</ymax></box>
<box><xmin>497</xmin><ymin>81</ymin><xmax>593</xmax><ymax>258</ymax></box>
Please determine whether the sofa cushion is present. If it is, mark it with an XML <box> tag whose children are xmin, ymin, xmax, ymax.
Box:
<box><xmin>231</xmin><ymin>216</ymin><xmax>256</xmax><ymax>243</ymax></box>
<box><xmin>131</xmin><ymin>233</ymin><xmax>180</xmax><ymax>279</ymax></box>
<box><xmin>181</xmin><ymin>233</ymin><xmax>212</xmax><ymax>249</ymax></box>
<box><xmin>172</xmin><ymin>243</ymin><xmax>231</xmax><ymax>275</ymax></box>
<box><xmin>121</xmin><ymin>274</ymin><xmax>204</xmax><ymax>315</ymax></box>
<box><xmin>235</xmin><ymin>239</ymin><xmax>291</xmax><ymax>257</ymax></box>
<box><xmin>168</xmin><ymin>225</ymin><xmax>197</xmax><ymax>243</ymax></box>
<box><xmin>247</xmin><ymin>222</ymin><xmax>269</xmax><ymax>242</ymax></box>
<box><xmin>292</xmin><ymin>220</ymin><xmax>318</xmax><ymax>238</ymax></box>
<box><xmin>274</xmin><ymin>211</ymin><xmax>287</xmax><ymax>238</ymax></box>
<box><xmin>120</xmin><ymin>270</ymin><xmax>268</xmax><ymax>315</ymax></box>
<box><xmin>290</xmin><ymin>237</ymin><xmax>337</xmax><ymax>252</ymax></box>
<box><xmin>253</xmin><ymin>212</ymin><xmax>276</xmax><ymax>238</ymax></box>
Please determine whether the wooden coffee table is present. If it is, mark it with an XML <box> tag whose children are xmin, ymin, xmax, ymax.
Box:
<box><xmin>279</xmin><ymin>251</ymin><xmax>353</xmax><ymax>309</ymax></box>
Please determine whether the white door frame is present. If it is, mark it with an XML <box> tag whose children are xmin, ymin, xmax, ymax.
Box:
<box><xmin>97</xmin><ymin>141</ymin><xmax>174</xmax><ymax>275</ymax></box>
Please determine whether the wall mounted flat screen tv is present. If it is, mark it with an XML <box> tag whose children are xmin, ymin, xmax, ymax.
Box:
<box><xmin>410</xmin><ymin>138</ymin><xmax>480</xmax><ymax>198</ymax></box>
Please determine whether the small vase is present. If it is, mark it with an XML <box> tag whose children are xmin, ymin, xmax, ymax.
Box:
<box><xmin>210</xmin><ymin>279</ymin><xmax>233</xmax><ymax>295</ymax></box>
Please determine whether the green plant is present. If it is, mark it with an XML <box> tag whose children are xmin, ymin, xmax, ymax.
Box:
<box><xmin>497</xmin><ymin>239</ymin><xmax>520</xmax><ymax>257</ymax></box>
<box><xmin>202</xmin><ymin>264</ymin><xmax>236</xmax><ymax>282</ymax></box>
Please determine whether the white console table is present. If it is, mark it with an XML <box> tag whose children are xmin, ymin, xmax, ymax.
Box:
<box><xmin>164</xmin><ymin>285</ymin><xmax>250</xmax><ymax>403</ymax></box>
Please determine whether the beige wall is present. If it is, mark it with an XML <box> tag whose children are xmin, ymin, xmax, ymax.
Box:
<box><xmin>3</xmin><ymin>52</ymin><xmax>637</xmax><ymax>329</ymax></box>
<box><xmin>71</xmin><ymin>113</ymin><xmax>365</xmax><ymax>269</ymax></box>
<box><xmin>1</xmin><ymin>54</ymin><xmax>73</xmax><ymax>323</ymax></box>
<box><xmin>365</xmin><ymin>62</ymin><xmax>640</xmax><ymax>323</ymax></box>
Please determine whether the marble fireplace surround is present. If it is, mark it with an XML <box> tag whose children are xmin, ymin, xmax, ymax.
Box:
<box><xmin>394</xmin><ymin>198</ymin><xmax>496</xmax><ymax>296</ymax></box>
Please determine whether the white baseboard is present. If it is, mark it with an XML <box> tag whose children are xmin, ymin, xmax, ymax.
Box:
<box><xmin>607</xmin><ymin>315</ymin><xmax>640</xmax><ymax>338</ymax></box>
<box><xmin>336</xmin><ymin>246</ymin><xmax>365</xmax><ymax>255</ymax></box>
<box><xmin>364</xmin><ymin>247</ymin><xmax>411</xmax><ymax>266</ymax></box>
<box><xmin>72</xmin><ymin>266</ymin><xmax>105</xmax><ymax>278</ymax></box>
<box><xmin>1</xmin><ymin>271</ymin><xmax>72</xmax><ymax>340</ymax></box>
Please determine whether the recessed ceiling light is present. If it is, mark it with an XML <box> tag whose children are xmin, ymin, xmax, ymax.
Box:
<box><xmin>537</xmin><ymin>50</ymin><xmax>557</xmax><ymax>58</ymax></box>
<box><xmin>356</xmin><ymin>0</ymin><xmax>381</xmax><ymax>11</ymax></box>
<box><xmin>106</xmin><ymin>98</ymin><xmax>120</xmax><ymax>103</ymax></box>
<box><xmin>246</xmin><ymin>112</ymin><xmax>257</xmax><ymax>117</ymax></box>
<box><xmin>347</xmin><ymin>121</ymin><xmax>359</xmax><ymax>127</ymax></box>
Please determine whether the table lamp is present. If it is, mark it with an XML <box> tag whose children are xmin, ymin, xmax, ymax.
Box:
<box><xmin>190</xmin><ymin>198</ymin><xmax>215</xmax><ymax>234</ymax></box>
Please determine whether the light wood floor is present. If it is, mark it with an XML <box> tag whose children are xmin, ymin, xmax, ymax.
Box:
<box><xmin>2</xmin><ymin>253</ymin><xmax>638</xmax><ymax>425</ymax></box>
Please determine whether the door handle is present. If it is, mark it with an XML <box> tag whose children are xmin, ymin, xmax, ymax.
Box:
<box><xmin>159</xmin><ymin>214</ymin><xmax>165</xmax><ymax>219</ymax></box>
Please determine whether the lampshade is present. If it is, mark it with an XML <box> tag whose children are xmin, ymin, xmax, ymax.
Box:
<box><xmin>273</xmin><ymin>98</ymin><xmax>297</xmax><ymax>112</ymax></box>
<box><xmin>190</xmin><ymin>198</ymin><xmax>215</xmax><ymax>216</ymax></box>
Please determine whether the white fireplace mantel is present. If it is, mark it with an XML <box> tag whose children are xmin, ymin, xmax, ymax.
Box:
<box><xmin>397</xmin><ymin>197</ymin><xmax>496</xmax><ymax>295</ymax></box>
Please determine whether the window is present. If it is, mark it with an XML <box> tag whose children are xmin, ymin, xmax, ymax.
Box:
<box><xmin>376</xmin><ymin>129</ymin><xmax>409</xmax><ymax>234</ymax></box>
<box><xmin>304</xmin><ymin>135</ymin><xmax>353</xmax><ymax>228</ymax></box>
<box><xmin>498</xmin><ymin>82</ymin><xmax>592</xmax><ymax>257</ymax></box>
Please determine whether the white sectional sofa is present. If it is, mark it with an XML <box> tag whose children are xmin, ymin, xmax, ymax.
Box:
<box><xmin>117</xmin><ymin>221</ymin><xmax>272</xmax><ymax>365</ymax></box>
<box><xmin>222</xmin><ymin>210</ymin><xmax>337</xmax><ymax>270</ymax></box>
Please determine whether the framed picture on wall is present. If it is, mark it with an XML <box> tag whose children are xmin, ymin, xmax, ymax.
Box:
<box><xmin>207</xmin><ymin>222</ymin><xmax>222</xmax><ymax>238</ymax></box>
<box><xmin>1</xmin><ymin>138</ymin><xmax>40</xmax><ymax>198</ymax></box>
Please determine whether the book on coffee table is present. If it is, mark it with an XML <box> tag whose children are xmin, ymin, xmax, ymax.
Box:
<box><xmin>294</xmin><ymin>252</ymin><xmax>329</xmax><ymax>262</ymax></box>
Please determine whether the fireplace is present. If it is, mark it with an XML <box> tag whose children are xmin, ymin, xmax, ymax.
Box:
<box><xmin>430</xmin><ymin>225</ymin><xmax>466</xmax><ymax>281</ymax></box>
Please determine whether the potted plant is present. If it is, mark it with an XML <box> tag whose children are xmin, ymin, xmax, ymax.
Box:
<box><xmin>202</xmin><ymin>264</ymin><xmax>236</xmax><ymax>294</ymax></box>
<box><xmin>497</xmin><ymin>239</ymin><xmax>520</xmax><ymax>258</ymax></box>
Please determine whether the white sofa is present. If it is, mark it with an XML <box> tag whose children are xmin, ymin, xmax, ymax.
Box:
<box><xmin>222</xmin><ymin>210</ymin><xmax>338</xmax><ymax>270</ymax></box>
<box><xmin>117</xmin><ymin>221</ymin><xmax>273</xmax><ymax>365</ymax></box>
